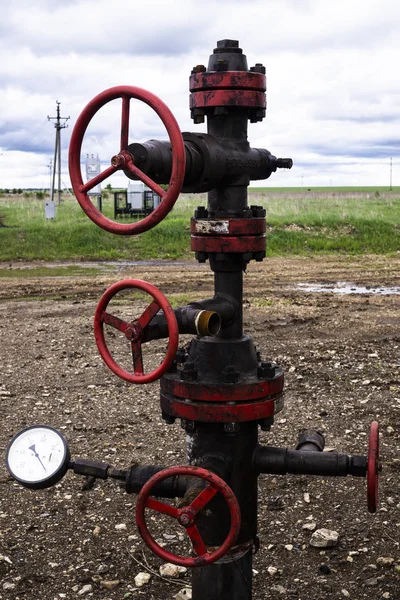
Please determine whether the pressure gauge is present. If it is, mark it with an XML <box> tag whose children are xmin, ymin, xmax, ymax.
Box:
<box><xmin>5</xmin><ymin>425</ymin><xmax>70</xmax><ymax>490</ymax></box>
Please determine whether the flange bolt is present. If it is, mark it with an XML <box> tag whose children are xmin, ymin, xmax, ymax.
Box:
<box><xmin>257</xmin><ymin>361</ymin><xmax>276</xmax><ymax>379</ymax></box>
<box><xmin>180</xmin><ymin>362</ymin><xmax>198</xmax><ymax>381</ymax></box>
<box><xmin>194</xmin><ymin>206</ymin><xmax>208</xmax><ymax>219</ymax></box>
<box><xmin>224</xmin><ymin>422</ymin><xmax>241</xmax><ymax>434</ymax></box>
<box><xmin>222</xmin><ymin>365</ymin><xmax>240</xmax><ymax>383</ymax></box>
<box><xmin>250</xmin><ymin>63</ymin><xmax>266</xmax><ymax>74</ymax></box>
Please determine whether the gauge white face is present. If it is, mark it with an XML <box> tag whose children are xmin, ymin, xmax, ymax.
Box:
<box><xmin>6</xmin><ymin>426</ymin><xmax>68</xmax><ymax>486</ymax></box>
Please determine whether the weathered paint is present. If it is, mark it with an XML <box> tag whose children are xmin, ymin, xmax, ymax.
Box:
<box><xmin>136</xmin><ymin>466</ymin><xmax>241</xmax><ymax>567</ymax></box>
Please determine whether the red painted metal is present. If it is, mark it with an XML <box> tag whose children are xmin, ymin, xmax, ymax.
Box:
<box><xmin>136</xmin><ymin>466</ymin><xmax>241</xmax><ymax>567</ymax></box>
<box><xmin>189</xmin><ymin>71</ymin><xmax>266</xmax><ymax>92</ymax></box>
<box><xmin>161</xmin><ymin>374</ymin><xmax>284</xmax><ymax>402</ymax></box>
<box><xmin>160</xmin><ymin>392</ymin><xmax>279</xmax><ymax>422</ymax></box>
<box><xmin>190</xmin><ymin>217</ymin><xmax>266</xmax><ymax>235</ymax></box>
<box><xmin>367</xmin><ymin>421</ymin><xmax>379</xmax><ymax>513</ymax></box>
<box><xmin>190</xmin><ymin>90</ymin><xmax>266</xmax><ymax>109</ymax></box>
<box><xmin>68</xmin><ymin>86</ymin><xmax>186</xmax><ymax>235</ymax></box>
<box><xmin>191</xmin><ymin>234</ymin><xmax>266</xmax><ymax>253</ymax></box>
<box><xmin>94</xmin><ymin>279</ymin><xmax>179</xmax><ymax>384</ymax></box>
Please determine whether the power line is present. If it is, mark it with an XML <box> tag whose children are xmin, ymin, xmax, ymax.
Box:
<box><xmin>18</xmin><ymin>119</ymin><xmax>48</xmax><ymax>151</ymax></box>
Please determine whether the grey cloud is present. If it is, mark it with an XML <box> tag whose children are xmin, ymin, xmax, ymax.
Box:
<box><xmin>317</xmin><ymin>115</ymin><xmax>400</xmax><ymax>124</ymax></box>
<box><xmin>308</xmin><ymin>141</ymin><xmax>400</xmax><ymax>159</ymax></box>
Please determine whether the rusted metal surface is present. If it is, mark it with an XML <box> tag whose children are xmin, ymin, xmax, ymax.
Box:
<box><xmin>160</xmin><ymin>392</ymin><xmax>279</xmax><ymax>422</ymax></box>
<box><xmin>190</xmin><ymin>90</ymin><xmax>266</xmax><ymax>109</ymax></box>
<box><xmin>136</xmin><ymin>466</ymin><xmax>241</xmax><ymax>567</ymax></box>
<box><xmin>68</xmin><ymin>86</ymin><xmax>186</xmax><ymax>235</ymax></box>
<box><xmin>161</xmin><ymin>372</ymin><xmax>284</xmax><ymax>402</ymax></box>
<box><xmin>189</xmin><ymin>71</ymin><xmax>266</xmax><ymax>92</ymax></box>
<box><xmin>93</xmin><ymin>279</ymin><xmax>179</xmax><ymax>384</ymax></box>
<box><xmin>191</xmin><ymin>234</ymin><xmax>266</xmax><ymax>253</ymax></box>
<box><xmin>190</xmin><ymin>217</ymin><xmax>266</xmax><ymax>235</ymax></box>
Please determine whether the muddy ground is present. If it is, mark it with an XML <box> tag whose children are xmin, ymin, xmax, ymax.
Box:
<box><xmin>0</xmin><ymin>255</ymin><xmax>399</xmax><ymax>600</ymax></box>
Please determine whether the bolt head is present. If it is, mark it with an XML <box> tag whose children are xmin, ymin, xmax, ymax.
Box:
<box><xmin>223</xmin><ymin>422</ymin><xmax>240</xmax><ymax>434</ymax></box>
<box><xmin>259</xmin><ymin>417</ymin><xmax>274</xmax><ymax>431</ymax></box>
<box><xmin>191</xmin><ymin>64</ymin><xmax>206</xmax><ymax>74</ymax></box>
<box><xmin>222</xmin><ymin>365</ymin><xmax>240</xmax><ymax>383</ymax></box>
<box><xmin>161</xmin><ymin>411</ymin><xmax>176</xmax><ymax>425</ymax></box>
<box><xmin>257</xmin><ymin>362</ymin><xmax>276</xmax><ymax>379</ymax></box>
<box><xmin>178</xmin><ymin>511</ymin><xmax>192</xmax><ymax>527</ymax></box>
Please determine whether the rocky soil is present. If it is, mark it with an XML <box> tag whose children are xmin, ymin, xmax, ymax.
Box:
<box><xmin>0</xmin><ymin>255</ymin><xmax>399</xmax><ymax>600</ymax></box>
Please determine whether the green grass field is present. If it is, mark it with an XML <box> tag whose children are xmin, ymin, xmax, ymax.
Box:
<box><xmin>0</xmin><ymin>188</ymin><xmax>399</xmax><ymax>261</ymax></box>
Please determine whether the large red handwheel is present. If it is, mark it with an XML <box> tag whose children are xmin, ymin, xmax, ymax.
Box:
<box><xmin>94</xmin><ymin>279</ymin><xmax>178</xmax><ymax>384</ymax></box>
<box><xmin>367</xmin><ymin>421</ymin><xmax>380</xmax><ymax>513</ymax></box>
<box><xmin>69</xmin><ymin>85</ymin><xmax>186</xmax><ymax>235</ymax></box>
<box><xmin>136</xmin><ymin>466</ymin><xmax>241</xmax><ymax>567</ymax></box>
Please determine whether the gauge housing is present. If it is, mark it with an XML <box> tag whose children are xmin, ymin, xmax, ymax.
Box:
<box><xmin>6</xmin><ymin>425</ymin><xmax>70</xmax><ymax>490</ymax></box>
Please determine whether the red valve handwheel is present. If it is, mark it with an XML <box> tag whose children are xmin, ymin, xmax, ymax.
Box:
<box><xmin>136</xmin><ymin>466</ymin><xmax>241</xmax><ymax>567</ymax></box>
<box><xmin>68</xmin><ymin>85</ymin><xmax>186</xmax><ymax>235</ymax></box>
<box><xmin>367</xmin><ymin>421</ymin><xmax>380</xmax><ymax>513</ymax></box>
<box><xmin>94</xmin><ymin>279</ymin><xmax>178</xmax><ymax>384</ymax></box>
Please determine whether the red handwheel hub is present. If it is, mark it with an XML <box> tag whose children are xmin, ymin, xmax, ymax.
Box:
<box><xmin>94</xmin><ymin>279</ymin><xmax>179</xmax><ymax>384</ymax></box>
<box><xmin>367</xmin><ymin>421</ymin><xmax>380</xmax><ymax>513</ymax></box>
<box><xmin>136</xmin><ymin>466</ymin><xmax>241</xmax><ymax>567</ymax></box>
<box><xmin>69</xmin><ymin>85</ymin><xmax>186</xmax><ymax>235</ymax></box>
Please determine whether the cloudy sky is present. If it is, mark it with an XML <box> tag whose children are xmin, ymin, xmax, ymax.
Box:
<box><xmin>1</xmin><ymin>0</ymin><xmax>400</xmax><ymax>190</ymax></box>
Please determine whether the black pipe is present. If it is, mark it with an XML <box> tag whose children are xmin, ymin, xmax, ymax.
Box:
<box><xmin>253</xmin><ymin>446</ymin><xmax>367</xmax><ymax>477</ymax></box>
<box><xmin>296</xmin><ymin>429</ymin><xmax>325</xmax><ymax>452</ymax></box>
<box><xmin>125</xmin><ymin>136</ymin><xmax>291</xmax><ymax>193</ymax></box>
<box><xmin>125</xmin><ymin>465</ymin><xmax>188</xmax><ymax>497</ymax></box>
<box><xmin>142</xmin><ymin>295</ymin><xmax>238</xmax><ymax>342</ymax></box>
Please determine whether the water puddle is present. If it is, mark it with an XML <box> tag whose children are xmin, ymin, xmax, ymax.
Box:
<box><xmin>0</xmin><ymin>260</ymin><xmax>193</xmax><ymax>279</ymax></box>
<box><xmin>297</xmin><ymin>282</ymin><xmax>400</xmax><ymax>295</ymax></box>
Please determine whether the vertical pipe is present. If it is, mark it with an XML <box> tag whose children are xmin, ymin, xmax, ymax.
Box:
<box><xmin>188</xmin><ymin>423</ymin><xmax>258</xmax><ymax>600</ymax></box>
<box><xmin>213</xmin><ymin>269</ymin><xmax>243</xmax><ymax>338</ymax></box>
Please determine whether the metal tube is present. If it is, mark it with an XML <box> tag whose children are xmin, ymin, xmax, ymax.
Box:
<box><xmin>192</xmin><ymin>552</ymin><xmax>253</xmax><ymax>600</ymax></box>
<box><xmin>142</xmin><ymin>296</ymin><xmax>239</xmax><ymax>342</ymax></box>
<box><xmin>187</xmin><ymin>422</ymin><xmax>258</xmax><ymax>600</ymax></box>
<box><xmin>125</xmin><ymin>465</ymin><xmax>189</xmax><ymax>497</ymax></box>
<box><xmin>253</xmin><ymin>446</ymin><xmax>367</xmax><ymax>478</ymax></box>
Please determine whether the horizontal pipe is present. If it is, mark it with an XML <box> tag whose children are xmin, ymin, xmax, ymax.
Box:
<box><xmin>142</xmin><ymin>295</ymin><xmax>238</xmax><ymax>342</ymax></box>
<box><xmin>188</xmin><ymin>294</ymin><xmax>238</xmax><ymax>328</ymax></box>
<box><xmin>253</xmin><ymin>446</ymin><xmax>367</xmax><ymax>478</ymax></box>
<box><xmin>125</xmin><ymin>453</ymin><xmax>232</xmax><ymax>498</ymax></box>
<box><xmin>125</xmin><ymin>465</ymin><xmax>188</xmax><ymax>497</ymax></box>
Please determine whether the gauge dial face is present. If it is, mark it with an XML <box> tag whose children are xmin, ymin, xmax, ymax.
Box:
<box><xmin>6</xmin><ymin>426</ymin><xmax>70</xmax><ymax>489</ymax></box>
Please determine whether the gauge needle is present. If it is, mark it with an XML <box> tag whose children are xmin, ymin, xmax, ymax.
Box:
<box><xmin>28</xmin><ymin>444</ymin><xmax>47</xmax><ymax>472</ymax></box>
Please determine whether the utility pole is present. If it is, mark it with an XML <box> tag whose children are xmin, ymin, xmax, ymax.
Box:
<box><xmin>390</xmin><ymin>157</ymin><xmax>392</xmax><ymax>191</ymax></box>
<box><xmin>48</xmin><ymin>102</ymin><xmax>70</xmax><ymax>204</ymax></box>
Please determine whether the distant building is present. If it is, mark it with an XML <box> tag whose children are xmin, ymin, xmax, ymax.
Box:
<box><xmin>114</xmin><ymin>181</ymin><xmax>161</xmax><ymax>218</ymax></box>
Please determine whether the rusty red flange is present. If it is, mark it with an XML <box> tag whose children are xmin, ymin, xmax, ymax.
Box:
<box><xmin>190</xmin><ymin>90</ymin><xmax>266</xmax><ymax>110</ymax></box>
<box><xmin>160</xmin><ymin>392</ymin><xmax>280</xmax><ymax>422</ymax></box>
<box><xmin>189</xmin><ymin>71</ymin><xmax>266</xmax><ymax>92</ymax></box>
<box><xmin>191</xmin><ymin>235</ymin><xmax>266</xmax><ymax>253</ymax></box>
<box><xmin>161</xmin><ymin>373</ymin><xmax>284</xmax><ymax>402</ymax></box>
<box><xmin>136</xmin><ymin>465</ymin><xmax>241</xmax><ymax>567</ymax></box>
<box><xmin>190</xmin><ymin>217</ymin><xmax>266</xmax><ymax>236</ymax></box>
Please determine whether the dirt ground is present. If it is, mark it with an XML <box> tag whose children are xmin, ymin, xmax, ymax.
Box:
<box><xmin>0</xmin><ymin>255</ymin><xmax>399</xmax><ymax>600</ymax></box>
